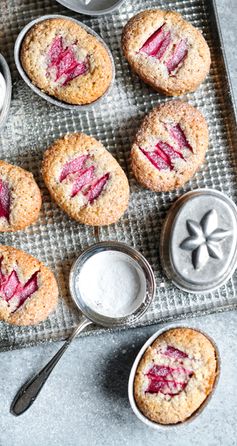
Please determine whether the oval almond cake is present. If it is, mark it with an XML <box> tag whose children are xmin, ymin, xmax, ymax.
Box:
<box><xmin>122</xmin><ymin>10</ymin><xmax>211</xmax><ymax>96</ymax></box>
<box><xmin>131</xmin><ymin>100</ymin><xmax>208</xmax><ymax>192</ymax></box>
<box><xmin>42</xmin><ymin>132</ymin><xmax>130</xmax><ymax>226</ymax></box>
<box><xmin>134</xmin><ymin>327</ymin><xmax>218</xmax><ymax>425</ymax></box>
<box><xmin>20</xmin><ymin>18</ymin><xmax>113</xmax><ymax>105</ymax></box>
<box><xmin>0</xmin><ymin>245</ymin><xmax>58</xmax><ymax>326</ymax></box>
<box><xmin>0</xmin><ymin>160</ymin><xmax>41</xmax><ymax>232</ymax></box>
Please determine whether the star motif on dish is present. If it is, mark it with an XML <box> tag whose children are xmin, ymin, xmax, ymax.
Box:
<box><xmin>180</xmin><ymin>209</ymin><xmax>232</xmax><ymax>270</ymax></box>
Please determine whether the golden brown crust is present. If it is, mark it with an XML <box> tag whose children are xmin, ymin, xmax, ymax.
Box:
<box><xmin>0</xmin><ymin>160</ymin><xmax>41</xmax><ymax>232</ymax></box>
<box><xmin>21</xmin><ymin>18</ymin><xmax>113</xmax><ymax>105</ymax></box>
<box><xmin>42</xmin><ymin>132</ymin><xmax>129</xmax><ymax>226</ymax></box>
<box><xmin>134</xmin><ymin>328</ymin><xmax>217</xmax><ymax>425</ymax></box>
<box><xmin>122</xmin><ymin>10</ymin><xmax>211</xmax><ymax>96</ymax></box>
<box><xmin>131</xmin><ymin>100</ymin><xmax>208</xmax><ymax>192</ymax></box>
<box><xmin>0</xmin><ymin>245</ymin><xmax>58</xmax><ymax>326</ymax></box>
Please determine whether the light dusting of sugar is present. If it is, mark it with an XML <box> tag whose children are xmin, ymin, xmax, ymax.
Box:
<box><xmin>76</xmin><ymin>250</ymin><xmax>146</xmax><ymax>318</ymax></box>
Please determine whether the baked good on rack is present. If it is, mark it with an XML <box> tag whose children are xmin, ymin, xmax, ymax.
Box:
<box><xmin>42</xmin><ymin>132</ymin><xmax>129</xmax><ymax>226</ymax></box>
<box><xmin>0</xmin><ymin>245</ymin><xmax>58</xmax><ymax>326</ymax></box>
<box><xmin>134</xmin><ymin>327</ymin><xmax>218</xmax><ymax>425</ymax></box>
<box><xmin>122</xmin><ymin>10</ymin><xmax>211</xmax><ymax>96</ymax></box>
<box><xmin>131</xmin><ymin>100</ymin><xmax>208</xmax><ymax>192</ymax></box>
<box><xmin>20</xmin><ymin>18</ymin><xmax>113</xmax><ymax>105</ymax></box>
<box><xmin>0</xmin><ymin>160</ymin><xmax>41</xmax><ymax>232</ymax></box>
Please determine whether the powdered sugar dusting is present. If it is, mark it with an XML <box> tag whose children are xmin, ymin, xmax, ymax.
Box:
<box><xmin>76</xmin><ymin>251</ymin><xmax>146</xmax><ymax>318</ymax></box>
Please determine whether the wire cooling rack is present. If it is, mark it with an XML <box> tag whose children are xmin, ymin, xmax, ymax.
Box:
<box><xmin>0</xmin><ymin>0</ymin><xmax>237</xmax><ymax>351</ymax></box>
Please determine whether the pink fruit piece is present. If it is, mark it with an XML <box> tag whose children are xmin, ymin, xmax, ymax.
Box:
<box><xmin>55</xmin><ymin>47</ymin><xmax>79</xmax><ymax>81</ymax></box>
<box><xmin>47</xmin><ymin>36</ymin><xmax>89</xmax><ymax>84</ymax></box>
<box><xmin>166</xmin><ymin>39</ymin><xmax>188</xmax><ymax>74</ymax></box>
<box><xmin>16</xmin><ymin>271</ymin><xmax>39</xmax><ymax>310</ymax></box>
<box><xmin>0</xmin><ymin>179</ymin><xmax>10</xmax><ymax>221</ymax></box>
<box><xmin>62</xmin><ymin>60</ymin><xmax>89</xmax><ymax>86</ymax></box>
<box><xmin>157</xmin><ymin>141</ymin><xmax>184</xmax><ymax>163</ymax></box>
<box><xmin>2</xmin><ymin>270</ymin><xmax>21</xmax><ymax>301</ymax></box>
<box><xmin>163</xmin><ymin>345</ymin><xmax>188</xmax><ymax>359</ymax></box>
<box><xmin>0</xmin><ymin>258</ymin><xmax>39</xmax><ymax>311</ymax></box>
<box><xmin>140</xmin><ymin>25</ymin><xmax>166</xmax><ymax>57</ymax></box>
<box><xmin>71</xmin><ymin>166</ymin><xmax>95</xmax><ymax>197</ymax></box>
<box><xmin>48</xmin><ymin>36</ymin><xmax>63</xmax><ymax>66</ymax></box>
<box><xmin>84</xmin><ymin>173</ymin><xmax>110</xmax><ymax>203</ymax></box>
<box><xmin>168</xmin><ymin>124</ymin><xmax>192</xmax><ymax>151</ymax></box>
<box><xmin>146</xmin><ymin>364</ymin><xmax>193</xmax><ymax>396</ymax></box>
<box><xmin>155</xmin><ymin>31</ymin><xmax>171</xmax><ymax>60</ymax></box>
<box><xmin>140</xmin><ymin>147</ymin><xmax>171</xmax><ymax>171</ymax></box>
<box><xmin>140</xmin><ymin>140</ymin><xmax>183</xmax><ymax>172</ymax></box>
<box><xmin>60</xmin><ymin>155</ymin><xmax>89</xmax><ymax>182</ymax></box>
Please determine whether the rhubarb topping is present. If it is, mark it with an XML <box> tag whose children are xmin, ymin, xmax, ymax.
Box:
<box><xmin>155</xmin><ymin>31</ymin><xmax>171</xmax><ymax>60</ymax></box>
<box><xmin>166</xmin><ymin>39</ymin><xmax>188</xmax><ymax>74</ymax></box>
<box><xmin>71</xmin><ymin>166</ymin><xmax>95</xmax><ymax>197</ymax></box>
<box><xmin>168</xmin><ymin>124</ymin><xmax>192</xmax><ymax>151</ymax></box>
<box><xmin>162</xmin><ymin>345</ymin><xmax>188</xmax><ymax>359</ymax></box>
<box><xmin>140</xmin><ymin>25</ymin><xmax>167</xmax><ymax>57</ymax></box>
<box><xmin>145</xmin><ymin>344</ymin><xmax>193</xmax><ymax>397</ymax></box>
<box><xmin>59</xmin><ymin>155</ymin><xmax>89</xmax><ymax>182</ymax></box>
<box><xmin>47</xmin><ymin>36</ymin><xmax>89</xmax><ymax>86</ymax></box>
<box><xmin>140</xmin><ymin>141</ymin><xmax>183</xmax><ymax>171</ymax></box>
<box><xmin>60</xmin><ymin>156</ymin><xmax>110</xmax><ymax>202</ymax></box>
<box><xmin>146</xmin><ymin>364</ymin><xmax>193</xmax><ymax>396</ymax></box>
<box><xmin>84</xmin><ymin>173</ymin><xmax>110</xmax><ymax>203</ymax></box>
<box><xmin>0</xmin><ymin>179</ymin><xmax>10</xmax><ymax>221</ymax></box>
<box><xmin>0</xmin><ymin>258</ymin><xmax>39</xmax><ymax>312</ymax></box>
<box><xmin>139</xmin><ymin>26</ymin><xmax>188</xmax><ymax>75</ymax></box>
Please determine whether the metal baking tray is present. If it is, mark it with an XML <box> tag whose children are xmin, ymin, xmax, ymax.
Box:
<box><xmin>0</xmin><ymin>0</ymin><xmax>237</xmax><ymax>351</ymax></box>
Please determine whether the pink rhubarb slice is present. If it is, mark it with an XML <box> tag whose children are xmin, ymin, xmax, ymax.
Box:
<box><xmin>166</xmin><ymin>39</ymin><xmax>188</xmax><ymax>74</ymax></box>
<box><xmin>0</xmin><ymin>258</ymin><xmax>39</xmax><ymax>312</ymax></box>
<box><xmin>155</xmin><ymin>31</ymin><xmax>171</xmax><ymax>60</ymax></box>
<box><xmin>139</xmin><ymin>25</ymin><xmax>171</xmax><ymax>60</ymax></box>
<box><xmin>47</xmin><ymin>36</ymin><xmax>89</xmax><ymax>85</ymax></box>
<box><xmin>168</xmin><ymin>124</ymin><xmax>192</xmax><ymax>151</ymax></box>
<box><xmin>157</xmin><ymin>141</ymin><xmax>184</xmax><ymax>163</ymax></box>
<box><xmin>60</xmin><ymin>155</ymin><xmax>89</xmax><ymax>182</ymax></box>
<box><xmin>163</xmin><ymin>345</ymin><xmax>188</xmax><ymax>359</ymax></box>
<box><xmin>62</xmin><ymin>60</ymin><xmax>88</xmax><ymax>86</ymax></box>
<box><xmin>16</xmin><ymin>271</ymin><xmax>39</xmax><ymax>310</ymax></box>
<box><xmin>140</xmin><ymin>147</ymin><xmax>170</xmax><ymax>170</ymax></box>
<box><xmin>140</xmin><ymin>25</ymin><xmax>166</xmax><ymax>57</ymax></box>
<box><xmin>84</xmin><ymin>173</ymin><xmax>110</xmax><ymax>203</ymax></box>
<box><xmin>71</xmin><ymin>166</ymin><xmax>95</xmax><ymax>197</ymax></box>
<box><xmin>146</xmin><ymin>364</ymin><xmax>193</xmax><ymax>396</ymax></box>
<box><xmin>55</xmin><ymin>47</ymin><xmax>79</xmax><ymax>81</ymax></box>
<box><xmin>2</xmin><ymin>270</ymin><xmax>20</xmax><ymax>301</ymax></box>
<box><xmin>140</xmin><ymin>141</ymin><xmax>183</xmax><ymax>171</ymax></box>
<box><xmin>48</xmin><ymin>36</ymin><xmax>63</xmax><ymax>66</ymax></box>
<box><xmin>0</xmin><ymin>179</ymin><xmax>10</xmax><ymax>221</ymax></box>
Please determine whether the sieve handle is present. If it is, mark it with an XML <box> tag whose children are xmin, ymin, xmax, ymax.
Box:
<box><xmin>10</xmin><ymin>316</ymin><xmax>92</xmax><ymax>416</ymax></box>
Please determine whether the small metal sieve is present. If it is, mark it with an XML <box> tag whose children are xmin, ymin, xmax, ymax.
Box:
<box><xmin>11</xmin><ymin>241</ymin><xmax>156</xmax><ymax>416</ymax></box>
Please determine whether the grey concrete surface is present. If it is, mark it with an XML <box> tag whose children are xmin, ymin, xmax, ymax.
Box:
<box><xmin>1</xmin><ymin>1</ymin><xmax>237</xmax><ymax>445</ymax></box>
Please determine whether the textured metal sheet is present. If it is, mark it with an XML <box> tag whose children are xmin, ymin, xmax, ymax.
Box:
<box><xmin>0</xmin><ymin>0</ymin><xmax>237</xmax><ymax>351</ymax></box>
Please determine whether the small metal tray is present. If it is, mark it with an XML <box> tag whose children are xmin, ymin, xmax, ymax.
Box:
<box><xmin>0</xmin><ymin>0</ymin><xmax>237</xmax><ymax>351</ymax></box>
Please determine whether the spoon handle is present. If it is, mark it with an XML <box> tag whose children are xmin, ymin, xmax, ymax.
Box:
<box><xmin>10</xmin><ymin>316</ymin><xmax>92</xmax><ymax>416</ymax></box>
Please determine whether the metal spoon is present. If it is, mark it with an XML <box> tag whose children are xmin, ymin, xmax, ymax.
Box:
<box><xmin>10</xmin><ymin>241</ymin><xmax>155</xmax><ymax>416</ymax></box>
